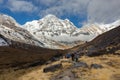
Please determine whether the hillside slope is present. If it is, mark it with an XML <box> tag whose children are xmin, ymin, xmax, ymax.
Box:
<box><xmin>0</xmin><ymin>46</ymin><xmax>69</xmax><ymax>69</ymax></box>
<box><xmin>76</xmin><ymin>26</ymin><xmax>120</xmax><ymax>56</ymax></box>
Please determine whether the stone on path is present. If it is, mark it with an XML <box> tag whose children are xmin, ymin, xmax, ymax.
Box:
<box><xmin>43</xmin><ymin>63</ymin><xmax>62</xmax><ymax>72</ymax></box>
<box><xmin>91</xmin><ymin>64</ymin><xmax>103</xmax><ymax>69</ymax></box>
<box><xmin>74</xmin><ymin>62</ymin><xmax>88</xmax><ymax>68</ymax></box>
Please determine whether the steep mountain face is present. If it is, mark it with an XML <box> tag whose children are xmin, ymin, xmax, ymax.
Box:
<box><xmin>24</xmin><ymin>15</ymin><xmax>90</xmax><ymax>49</ymax></box>
<box><xmin>0</xmin><ymin>14</ymin><xmax>44</xmax><ymax>48</ymax></box>
<box><xmin>24</xmin><ymin>14</ymin><xmax>84</xmax><ymax>49</ymax></box>
<box><xmin>24</xmin><ymin>14</ymin><xmax>120</xmax><ymax>49</ymax></box>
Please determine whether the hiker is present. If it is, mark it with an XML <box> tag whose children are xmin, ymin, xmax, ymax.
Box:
<box><xmin>71</xmin><ymin>53</ymin><xmax>75</xmax><ymax>61</ymax></box>
<box><xmin>74</xmin><ymin>53</ymin><xmax>79</xmax><ymax>62</ymax></box>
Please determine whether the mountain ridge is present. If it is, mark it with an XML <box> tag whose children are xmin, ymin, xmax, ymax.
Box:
<box><xmin>74</xmin><ymin>26</ymin><xmax>120</xmax><ymax>56</ymax></box>
<box><xmin>0</xmin><ymin>14</ymin><xmax>120</xmax><ymax>49</ymax></box>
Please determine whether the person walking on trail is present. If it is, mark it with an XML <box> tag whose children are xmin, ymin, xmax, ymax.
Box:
<box><xmin>71</xmin><ymin>52</ymin><xmax>79</xmax><ymax>62</ymax></box>
<box><xmin>71</xmin><ymin>53</ymin><xmax>75</xmax><ymax>61</ymax></box>
<box><xmin>74</xmin><ymin>53</ymin><xmax>79</xmax><ymax>62</ymax></box>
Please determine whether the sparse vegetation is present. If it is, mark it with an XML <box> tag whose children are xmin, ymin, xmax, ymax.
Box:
<box><xmin>0</xmin><ymin>54</ymin><xmax>120</xmax><ymax>80</ymax></box>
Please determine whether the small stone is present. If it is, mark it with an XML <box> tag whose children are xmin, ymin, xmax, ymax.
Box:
<box><xmin>91</xmin><ymin>64</ymin><xmax>103</xmax><ymax>69</ymax></box>
<box><xmin>74</xmin><ymin>62</ymin><xmax>88</xmax><ymax>68</ymax></box>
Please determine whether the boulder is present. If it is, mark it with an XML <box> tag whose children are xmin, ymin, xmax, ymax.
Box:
<box><xmin>91</xmin><ymin>64</ymin><xmax>103</xmax><ymax>69</ymax></box>
<box><xmin>43</xmin><ymin>63</ymin><xmax>62</xmax><ymax>73</ymax></box>
<box><xmin>74</xmin><ymin>62</ymin><xmax>88</xmax><ymax>68</ymax></box>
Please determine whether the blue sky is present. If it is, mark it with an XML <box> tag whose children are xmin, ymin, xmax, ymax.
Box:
<box><xmin>0</xmin><ymin>0</ymin><xmax>120</xmax><ymax>28</ymax></box>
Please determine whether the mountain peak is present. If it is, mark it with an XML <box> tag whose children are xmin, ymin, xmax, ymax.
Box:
<box><xmin>0</xmin><ymin>14</ymin><xmax>15</xmax><ymax>22</ymax></box>
<box><xmin>0</xmin><ymin>14</ymin><xmax>19</xmax><ymax>26</ymax></box>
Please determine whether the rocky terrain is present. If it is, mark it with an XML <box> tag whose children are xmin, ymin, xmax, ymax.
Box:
<box><xmin>0</xmin><ymin>53</ymin><xmax>120</xmax><ymax>80</ymax></box>
<box><xmin>52</xmin><ymin>54</ymin><xmax>120</xmax><ymax>80</ymax></box>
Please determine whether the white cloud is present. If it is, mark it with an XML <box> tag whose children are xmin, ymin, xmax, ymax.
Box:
<box><xmin>0</xmin><ymin>0</ymin><xmax>3</xmax><ymax>4</ymax></box>
<box><xmin>88</xmin><ymin>0</ymin><xmax>120</xmax><ymax>23</ymax></box>
<box><xmin>7</xmin><ymin>0</ymin><xmax>38</xmax><ymax>12</ymax></box>
<box><xmin>2</xmin><ymin>0</ymin><xmax>120</xmax><ymax>24</ymax></box>
<box><xmin>38</xmin><ymin>0</ymin><xmax>120</xmax><ymax>24</ymax></box>
<box><xmin>37</xmin><ymin>0</ymin><xmax>57</xmax><ymax>7</ymax></box>
<box><xmin>38</xmin><ymin>0</ymin><xmax>90</xmax><ymax>17</ymax></box>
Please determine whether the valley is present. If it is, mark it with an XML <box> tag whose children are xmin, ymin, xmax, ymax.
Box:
<box><xmin>0</xmin><ymin>14</ymin><xmax>120</xmax><ymax>80</ymax></box>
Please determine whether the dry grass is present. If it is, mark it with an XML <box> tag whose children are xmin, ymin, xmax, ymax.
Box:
<box><xmin>0</xmin><ymin>54</ymin><xmax>120</xmax><ymax>80</ymax></box>
<box><xmin>71</xmin><ymin>54</ymin><xmax>120</xmax><ymax>80</ymax></box>
<box><xmin>0</xmin><ymin>46</ymin><xmax>69</xmax><ymax>69</ymax></box>
<box><xmin>0</xmin><ymin>58</ymin><xmax>72</xmax><ymax>80</ymax></box>
<box><xmin>0</xmin><ymin>46</ymin><xmax>70</xmax><ymax>80</ymax></box>
<box><xmin>0</xmin><ymin>63</ymin><xmax>56</xmax><ymax>80</ymax></box>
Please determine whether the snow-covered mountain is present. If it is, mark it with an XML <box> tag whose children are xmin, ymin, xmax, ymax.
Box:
<box><xmin>0</xmin><ymin>14</ymin><xmax>44</xmax><ymax>48</ymax></box>
<box><xmin>24</xmin><ymin>14</ymin><xmax>120</xmax><ymax>49</ymax></box>
<box><xmin>24</xmin><ymin>14</ymin><xmax>84</xmax><ymax>49</ymax></box>
<box><xmin>81</xmin><ymin>20</ymin><xmax>120</xmax><ymax>36</ymax></box>
<box><xmin>76</xmin><ymin>20</ymin><xmax>120</xmax><ymax>41</ymax></box>
<box><xmin>78</xmin><ymin>20</ymin><xmax>120</xmax><ymax>40</ymax></box>
<box><xmin>0</xmin><ymin>14</ymin><xmax>119</xmax><ymax>49</ymax></box>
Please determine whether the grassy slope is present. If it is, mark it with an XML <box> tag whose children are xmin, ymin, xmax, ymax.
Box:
<box><xmin>0</xmin><ymin>54</ymin><xmax>120</xmax><ymax>80</ymax></box>
<box><xmin>0</xmin><ymin>46</ymin><xmax>69</xmax><ymax>68</ymax></box>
